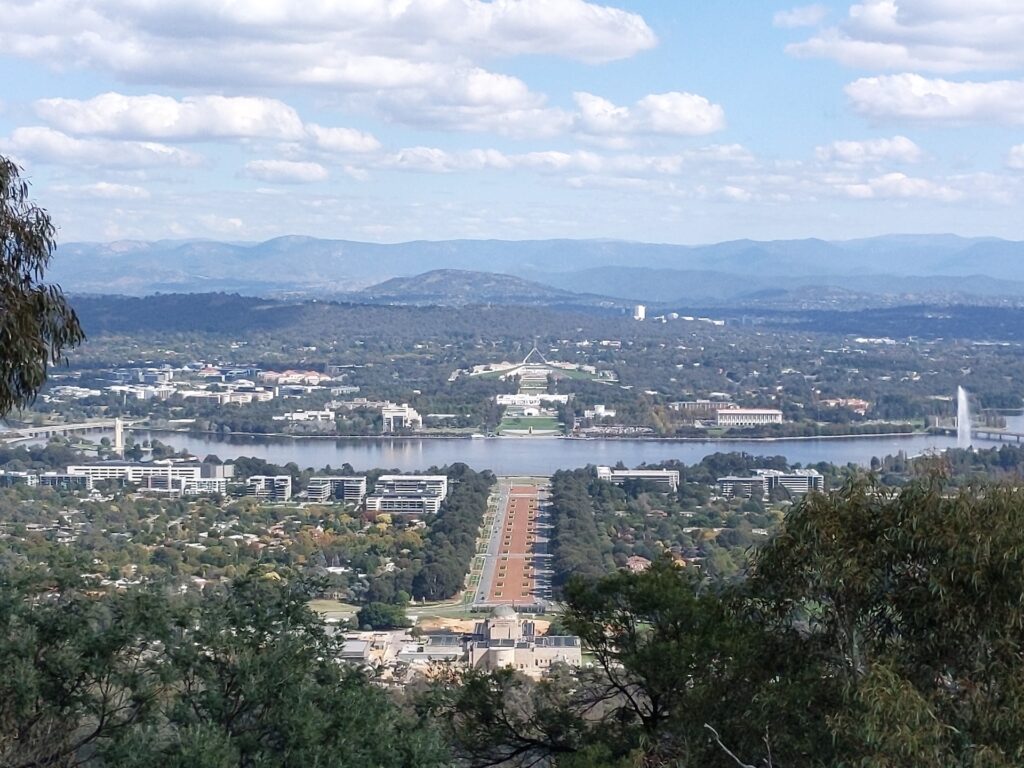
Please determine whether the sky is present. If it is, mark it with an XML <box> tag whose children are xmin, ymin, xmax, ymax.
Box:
<box><xmin>1</xmin><ymin>0</ymin><xmax>1023</xmax><ymax>245</ymax></box>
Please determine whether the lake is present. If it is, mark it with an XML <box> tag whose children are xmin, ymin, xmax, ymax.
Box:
<box><xmin>98</xmin><ymin>426</ymin><xmax>1023</xmax><ymax>475</ymax></box>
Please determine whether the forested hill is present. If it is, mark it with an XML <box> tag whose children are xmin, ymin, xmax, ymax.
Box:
<box><xmin>68</xmin><ymin>293</ymin><xmax>1024</xmax><ymax>343</ymax></box>
<box><xmin>68</xmin><ymin>292</ymin><xmax>627</xmax><ymax>339</ymax></box>
<box><xmin>349</xmin><ymin>268</ymin><xmax>622</xmax><ymax>307</ymax></box>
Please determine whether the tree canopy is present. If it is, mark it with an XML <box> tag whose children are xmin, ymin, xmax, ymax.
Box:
<box><xmin>432</xmin><ymin>476</ymin><xmax>1024</xmax><ymax>767</ymax></box>
<box><xmin>0</xmin><ymin>156</ymin><xmax>83</xmax><ymax>416</ymax></box>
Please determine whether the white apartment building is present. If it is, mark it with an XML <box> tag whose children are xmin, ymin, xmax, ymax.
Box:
<box><xmin>66</xmin><ymin>461</ymin><xmax>229</xmax><ymax>495</ymax></box>
<box><xmin>583</xmin><ymin>404</ymin><xmax>616</xmax><ymax>419</ymax></box>
<box><xmin>755</xmin><ymin>469</ymin><xmax>825</xmax><ymax>496</ymax></box>
<box><xmin>40</xmin><ymin>473</ymin><xmax>93</xmax><ymax>491</ymax></box>
<box><xmin>307</xmin><ymin>476</ymin><xmax>367</xmax><ymax>504</ymax></box>
<box><xmin>633</xmin><ymin>304</ymin><xmax>646</xmax><ymax>321</ymax></box>
<box><xmin>245</xmin><ymin>475</ymin><xmax>292</xmax><ymax>502</ymax></box>
<box><xmin>381</xmin><ymin>403</ymin><xmax>423</xmax><ymax>432</ymax></box>
<box><xmin>366</xmin><ymin>475</ymin><xmax>448</xmax><ymax>515</ymax></box>
<box><xmin>596</xmin><ymin>467</ymin><xmax>680</xmax><ymax>492</ymax></box>
<box><xmin>718</xmin><ymin>469</ymin><xmax>824</xmax><ymax>500</ymax></box>
<box><xmin>716</xmin><ymin>408</ymin><xmax>784</xmax><ymax>427</ymax></box>
<box><xmin>716</xmin><ymin>475</ymin><xmax>770</xmax><ymax>500</ymax></box>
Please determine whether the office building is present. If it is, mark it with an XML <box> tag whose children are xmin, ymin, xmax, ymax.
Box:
<box><xmin>596</xmin><ymin>466</ymin><xmax>680</xmax><ymax>492</ymax></box>
<box><xmin>718</xmin><ymin>469</ymin><xmax>824</xmax><ymax>500</ymax></box>
<box><xmin>40</xmin><ymin>472</ymin><xmax>93</xmax><ymax>491</ymax></box>
<box><xmin>65</xmin><ymin>461</ymin><xmax>229</xmax><ymax>496</ymax></box>
<box><xmin>307</xmin><ymin>476</ymin><xmax>367</xmax><ymax>504</ymax></box>
<box><xmin>381</xmin><ymin>403</ymin><xmax>423</xmax><ymax>432</ymax></box>
<box><xmin>245</xmin><ymin>475</ymin><xmax>292</xmax><ymax>502</ymax></box>
<box><xmin>0</xmin><ymin>471</ymin><xmax>38</xmax><ymax>487</ymax></box>
<box><xmin>365</xmin><ymin>474</ymin><xmax>448</xmax><ymax>515</ymax></box>
<box><xmin>755</xmin><ymin>469</ymin><xmax>825</xmax><ymax>496</ymax></box>
<box><xmin>716</xmin><ymin>408</ymin><xmax>784</xmax><ymax>428</ymax></box>
<box><xmin>716</xmin><ymin>475</ymin><xmax>770</xmax><ymax>500</ymax></box>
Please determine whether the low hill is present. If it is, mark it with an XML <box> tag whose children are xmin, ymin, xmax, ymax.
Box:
<box><xmin>348</xmin><ymin>269</ymin><xmax>620</xmax><ymax>307</ymax></box>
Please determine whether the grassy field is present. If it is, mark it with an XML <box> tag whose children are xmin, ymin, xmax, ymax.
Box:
<box><xmin>308</xmin><ymin>599</ymin><xmax>359</xmax><ymax>620</ymax></box>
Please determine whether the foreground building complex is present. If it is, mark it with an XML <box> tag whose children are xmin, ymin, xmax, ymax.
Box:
<box><xmin>717</xmin><ymin>469</ymin><xmax>825</xmax><ymax>500</ymax></box>
<box><xmin>366</xmin><ymin>474</ymin><xmax>449</xmax><ymax>515</ymax></box>
<box><xmin>65</xmin><ymin>460</ymin><xmax>233</xmax><ymax>495</ymax></box>
<box><xmin>307</xmin><ymin>476</ymin><xmax>368</xmax><ymax>504</ymax></box>
<box><xmin>469</xmin><ymin>606</ymin><xmax>582</xmax><ymax>673</ymax></box>
<box><xmin>597</xmin><ymin>466</ymin><xmax>680</xmax><ymax>492</ymax></box>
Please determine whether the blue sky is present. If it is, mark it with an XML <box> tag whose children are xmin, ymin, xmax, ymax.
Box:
<box><xmin>1</xmin><ymin>0</ymin><xmax>1023</xmax><ymax>244</ymax></box>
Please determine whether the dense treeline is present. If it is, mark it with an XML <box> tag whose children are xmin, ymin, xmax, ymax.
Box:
<box><xmin>412</xmin><ymin>463</ymin><xmax>494</xmax><ymax>600</ymax></box>
<box><xmin>434</xmin><ymin>476</ymin><xmax>1024</xmax><ymax>767</ymax></box>
<box><xmin>6</xmin><ymin>478</ymin><xmax>1024</xmax><ymax>765</ymax></box>
<box><xmin>548</xmin><ymin>469</ymin><xmax>616</xmax><ymax>588</ymax></box>
<box><xmin>0</xmin><ymin>568</ymin><xmax>446</xmax><ymax>768</ymax></box>
<box><xmin>363</xmin><ymin>463</ymin><xmax>494</xmax><ymax>604</ymax></box>
<box><xmin>548</xmin><ymin>454</ymin><xmax>819</xmax><ymax>587</ymax></box>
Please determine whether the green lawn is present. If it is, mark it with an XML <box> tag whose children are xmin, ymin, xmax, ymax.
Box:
<box><xmin>308</xmin><ymin>599</ymin><xmax>358</xmax><ymax>619</ymax></box>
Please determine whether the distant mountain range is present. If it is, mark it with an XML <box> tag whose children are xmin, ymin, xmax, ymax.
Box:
<box><xmin>52</xmin><ymin>234</ymin><xmax>1024</xmax><ymax>306</ymax></box>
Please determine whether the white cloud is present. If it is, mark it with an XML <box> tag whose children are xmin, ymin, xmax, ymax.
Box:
<box><xmin>839</xmin><ymin>171</ymin><xmax>962</xmax><ymax>201</ymax></box>
<box><xmin>244</xmin><ymin>159</ymin><xmax>329</xmax><ymax>183</ymax></box>
<box><xmin>773</xmin><ymin>4</ymin><xmax>828</xmax><ymax>28</ymax></box>
<box><xmin>51</xmin><ymin>181</ymin><xmax>151</xmax><ymax>199</ymax></box>
<box><xmin>198</xmin><ymin>213</ymin><xmax>245</xmax><ymax>234</ymax></box>
<box><xmin>1008</xmin><ymin>145</ymin><xmax>1024</xmax><ymax>170</ymax></box>
<box><xmin>573</xmin><ymin>91</ymin><xmax>726</xmax><ymax>138</ymax></box>
<box><xmin>0</xmin><ymin>0</ymin><xmax>655</xmax><ymax>137</ymax></box>
<box><xmin>306</xmin><ymin>125</ymin><xmax>381</xmax><ymax>153</ymax></box>
<box><xmin>1</xmin><ymin>126</ymin><xmax>203</xmax><ymax>168</ymax></box>
<box><xmin>815</xmin><ymin>135</ymin><xmax>923</xmax><ymax>164</ymax></box>
<box><xmin>35</xmin><ymin>93</ymin><xmax>306</xmax><ymax>141</ymax></box>
<box><xmin>369</xmin><ymin>68</ymin><xmax>571</xmax><ymax>137</ymax></box>
<box><xmin>378</xmin><ymin>144</ymin><xmax>752</xmax><ymax>176</ymax></box>
<box><xmin>787</xmin><ymin>0</ymin><xmax>1024</xmax><ymax>73</ymax></box>
<box><xmin>34</xmin><ymin>92</ymin><xmax>383</xmax><ymax>155</ymax></box>
<box><xmin>846</xmin><ymin>74</ymin><xmax>1024</xmax><ymax>123</ymax></box>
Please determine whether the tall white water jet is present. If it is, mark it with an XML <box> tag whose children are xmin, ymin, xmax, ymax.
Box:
<box><xmin>957</xmin><ymin>386</ymin><xmax>972</xmax><ymax>449</ymax></box>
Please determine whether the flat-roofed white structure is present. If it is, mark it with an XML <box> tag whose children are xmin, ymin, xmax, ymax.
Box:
<box><xmin>381</xmin><ymin>403</ymin><xmax>423</xmax><ymax>432</ymax></box>
<box><xmin>596</xmin><ymin>466</ymin><xmax>680</xmax><ymax>492</ymax></box>
<box><xmin>40</xmin><ymin>473</ymin><xmax>93</xmax><ymax>491</ymax></box>
<box><xmin>717</xmin><ymin>475</ymin><xmax>770</xmax><ymax>500</ymax></box>
<box><xmin>307</xmin><ymin>476</ymin><xmax>367</xmax><ymax>504</ymax></box>
<box><xmin>718</xmin><ymin>469</ymin><xmax>824</xmax><ymax>500</ymax></box>
<box><xmin>67</xmin><ymin>460</ymin><xmax>200</xmax><ymax>483</ymax></box>
<box><xmin>716</xmin><ymin>408</ymin><xmax>784</xmax><ymax>427</ymax></box>
<box><xmin>246</xmin><ymin>475</ymin><xmax>292</xmax><ymax>502</ymax></box>
<box><xmin>755</xmin><ymin>469</ymin><xmax>824</xmax><ymax>496</ymax></box>
<box><xmin>65</xmin><ymin>461</ymin><xmax>227</xmax><ymax>495</ymax></box>
<box><xmin>366</xmin><ymin>474</ymin><xmax>448</xmax><ymax>515</ymax></box>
